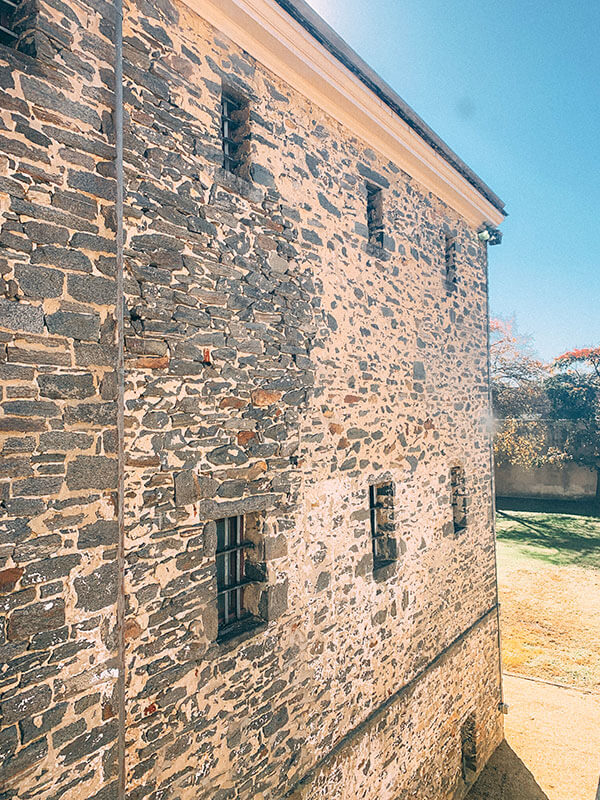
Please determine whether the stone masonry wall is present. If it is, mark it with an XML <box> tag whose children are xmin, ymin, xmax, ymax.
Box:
<box><xmin>287</xmin><ymin>612</ymin><xmax>502</xmax><ymax>800</ymax></box>
<box><xmin>0</xmin><ymin>1</ymin><xmax>121</xmax><ymax>798</ymax></box>
<box><xmin>0</xmin><ymin>0</ymin><xmax>503</xmax><ymax>798</ymax></box>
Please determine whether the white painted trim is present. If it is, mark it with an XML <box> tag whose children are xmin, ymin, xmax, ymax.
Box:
<box><xmin>183</xmin><ymin>0</ymin><xmax>505</xmax><ymax>228</ymax></box>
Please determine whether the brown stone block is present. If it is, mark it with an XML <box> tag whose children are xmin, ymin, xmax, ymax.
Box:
<box><xmin>0</xmin><ymin>567</ymin><xmax>24</xmax><ymax>593</ymax></box>
<box><xmin>131</xmin><ymin>355</ymin><xmax>169</xmax><ymax>369</ymax></box>
<box><xmin>251</xmin><ymin>389</ymin><xmax>282</xmax><ymax>407</ymax></box>
<box><xmin>237</xmin><ymin>430</ymin><xmax>257</xmax><ymax>446</ymax></box>
<box><xmin>126</xmin><ymin>455</ymin><xmax>160</xmax><ymax>467</ymax></box>
<box><xmin>220</xmin><ymin>396</ymin><xmax>248</xmax><ymax>409</ymax></box>
<box><xmin>124</xmin><ymin>619</ymin><xmax>142</xmax><ymax>641</ymax></box>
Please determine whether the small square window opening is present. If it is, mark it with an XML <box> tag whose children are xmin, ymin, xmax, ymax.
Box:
<box><xmin>450</xmin><ymin>466</ymin><xmax>467</xmax><ymax>534</ymax></box>
<box><xmin>460</xmin><ymin>712</ymin><xmax>477</xmax><ymax>780</ymax></box>
<box><xmin>0</xmin><ymin>0</ymin><xmax>20</xmax><ymax>46</ymax></box>
<box><xmin>216</xmin><ymin>515</ymin><xmax>254</xmax><ymax>632</ymax></box>
<box><xmin>366</xmin><ymin>184</ymin><xmax>384</xmax><ymax>247</ymax></box>
<box><xmin>221</xmin><ymin>90</ymin><xmax>249</xmax><ymax>176</ymax></box>
<box><xmin>369</xmin><ymin>481</ymin><xmax>397</xmax><ymax>571</ymax></box>
<box><xmin>445</xmin><ymin>234</ymin><xmax>457</xmax><ymax>287</ymax></box>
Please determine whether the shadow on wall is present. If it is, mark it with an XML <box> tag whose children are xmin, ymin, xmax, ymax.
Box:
<box><xmin>467</xmin><ymin>740</ymin><xmax>550</xmax><ymax>800</ymax></box>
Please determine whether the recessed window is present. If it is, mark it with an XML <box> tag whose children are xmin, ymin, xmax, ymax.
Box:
<box><xmin>366</xmin><ymin>184</ymin><xmax>384</xmax><ymax>246</ymax></box>
<box><xmin>221</xmin><ymin>89</ymin><xmax>249</xmax><ymax>176</ymax></box>
<box><xmin>460</xmin><ymin>713</ymin><xmax>477</xmax><ymax>780</ymax></box>
<box><xmin>216</xmin><ymin>515</ymin><xmax>255</xmax><ymax>632</ymax></box>
<box><xmin>369</xmin><ymin>482</ymin><xmax>397</xmax><ymax>572</ymax></box>
<box><xmin>445</xmin><ymin>234</ymin><xmax>457</xmax><ymax>288</ymax></box>
<box><xmin>0</xmin><ymin>0</ymin><xmax>20</xmax><ymax>46</ymax></box>
<box><xmin>450</xmin><ymin>466</ymin><xmax>467</xmax><ymax>534</ymax></box>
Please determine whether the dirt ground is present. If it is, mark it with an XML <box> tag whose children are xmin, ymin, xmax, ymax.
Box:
<box><xmin>468</xmin><ymin>510</ymin><xmax>600</xmax><ymax>800</ymax></box>
<box><xmin>468</xmin><ymin>674</ymin><xmax>600</xmax><ymax>800</ymax></box>
<box><xmin>496</xmin><ymin>511</ymin><xmax>600</xmax><ymax>690</ymax></box>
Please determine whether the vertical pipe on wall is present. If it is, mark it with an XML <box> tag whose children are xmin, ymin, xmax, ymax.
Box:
<box><xmin>483</xmin><ymin>240</ymin><xmax>505</xmax><ymax>709</ymax></box>
<box><xmin>113</xmin><ymin>0</ymin><xmax>126</xmax><ymax>795</ymax></box>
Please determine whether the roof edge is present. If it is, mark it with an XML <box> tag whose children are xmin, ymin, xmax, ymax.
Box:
<box><xmin>273</xmin><ymin>0</ymin><xmax>506</xmax><ymax>215</ymax></box>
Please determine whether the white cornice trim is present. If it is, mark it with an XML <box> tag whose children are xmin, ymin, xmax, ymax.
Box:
<box><xmin>182</xmin><ymin>0</ymin><xmax>505</xmax><ymax>228</ymax></box>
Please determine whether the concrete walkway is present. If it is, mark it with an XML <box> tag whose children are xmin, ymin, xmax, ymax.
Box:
<box><xmin>468</xmin><ymin>674</ymin><xmax>600</xmax><ymax>800</ymax></box>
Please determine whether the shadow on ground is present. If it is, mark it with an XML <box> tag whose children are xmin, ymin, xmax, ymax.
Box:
<box><xmin>496</xmin><ymin>509</ymin><xmax>600</xmax><ymax>568</ymax></box>
<box><xmin>497</xmin><ymin>496</ymin><xmax>599</xmax><ymax>518</ymax></box>
<box><xmin>467</xmin><ymin>740</ymin><xmax>549</xmax><ymax>800</ymax></box>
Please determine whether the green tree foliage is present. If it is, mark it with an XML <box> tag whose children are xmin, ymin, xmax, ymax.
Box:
<box><xmin>490</xmin><ymin>323</ymin><xmax>600</xmax><ymax>498</ymax></box>
<box><xmin>547</xmin><ymin>349</ymin><xmax>600</xmax><ymax>503</ymax></box>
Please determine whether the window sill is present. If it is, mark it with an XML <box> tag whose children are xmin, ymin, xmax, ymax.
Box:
<box><xmin>373</xmin><ymin>559</ymin><xmax>397</xmax><ymax>582</ymax></box>
<box><xmin>214</xmin><ymin>167</ymin><xmax>263</xmax><ymax>204</ymax></box>
<box><xmin>365</xmin><ymin>241</ymin><xmax>390</xmax><ymax>260</ymax></box>
<box><xmin>215</xmin><ymin>615</ymin><xmax>267</xmax><ymax>653</ymax></box>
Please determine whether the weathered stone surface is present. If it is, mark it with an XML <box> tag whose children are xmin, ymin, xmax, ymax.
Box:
<box><xmin>46</xmin><ymin>310</ymin><xmax>100</xmax><ymax>341</ymax></box>
<box><xmin>30</xmin><ymin>245</ymin><xmax>93</xmax><ymax>272</ymax></box>
<box><xmin>0</xmin><ymin>568</ymin><xmax>24</xmax><ymax>593</ymax></box>
<box><xmin>251</xmin><ymin>389</ymin><xmax>282</xmax><ymax>407</ymax></box>
<box><xmin>7</xmin><ymin>599</ymin><xmax>65</xmax><ymax>642</ymax></box>
<box><xmin>19</xmin><ymin>702</ymin><xmax>67</xmax><ymax>745</ymax></box>
<box><xmin>21</xmin><ymin>555</ymin><xmax>82</xmax><ymax>586</ymax></box>
<box><xmin>74</xmin><ymin>563</ymin><xmax>118</xmax><ymax>612</ymax></box>
<box><xmin>0</xmin><ymin>684</ymin><xmax>52</xmax><ymax>725</ymax></box>
<box><xmin>38</xmin><ymin>373</ymin><xmax>96</xmax><ymax>399</ymax></box>
<box><xmin>59</xmin><ymin>721</ymin><xmax>118</xmax><ymax>765</ymax></box>
<box><xmin>14</xmin><ymin>264</ymin><xmax>64</xmax><ymax>299</ymax></box>
<box><xmin>174</xmin><ymin>471</ymin><xmax>218</xmax><ymax>506</ymax></box>
<box><xmin>77</xmin><ymin>520</ymin><xmax>119</xmax><ymax>549</ymax></box>
<box><xmin>66</xmin><ymin>456</ymin><xmax>118</xmax><ymax>490</ymax></box>
<box><xmin>0</xmin><ymin>299</ymin><xmax>44</xmax><ymax>333</ymax></box>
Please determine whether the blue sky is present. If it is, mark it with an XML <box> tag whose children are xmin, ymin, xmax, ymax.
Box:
<box><xmin>307</xmin><ymin>0</ymin><xmax>600</xmax><ymax>362</ymax></box>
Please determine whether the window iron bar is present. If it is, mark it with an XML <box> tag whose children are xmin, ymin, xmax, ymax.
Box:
<box><xmin>222</xmin><ymin>114</ymin><xmax>242</xmax><ymax>125</ymax></box>
<box><xmin>216</xmin><ymin>577</ymin><xmax>258</xmax><ymax>597</ymax></box>
<box><xmin>0</xmin><ymin>23</ymin><xmax>16</xmax><ymax>37</ymax></box>
<box><xmin>215</xmin><ymin>540</ymin><xmax>254</xmax><ymax>556</ymax></box>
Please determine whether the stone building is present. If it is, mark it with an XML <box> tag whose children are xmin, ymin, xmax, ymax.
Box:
<box><xmin>0</xmin><ymin>0</ymin><xmax>506</xmax><ymax>797</ymax></box>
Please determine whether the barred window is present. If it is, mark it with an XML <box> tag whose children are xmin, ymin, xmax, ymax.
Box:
<box><xmin>460</xmin><ymin>713</ymin><xmax>477</xmax><ymax>780</ymax></box>
<box><xmin>445</xmin><ymin>234</ymin><xmax>457</xmax><ymax>287</ymax></box>
<box><xmin>369</xmin><ymin>482</ymin><xmax>397</xmax><ymax>572</ymax></box>
<box><xmin>0</xmin><ymin>0</ymin><xmax>19</xmax><ymax>46</ymax></box>
<box><xmin>366</xmin><ymin>184</ymin><xmax>384</xmax><ymax>246</ymax></box>
<box><xmin>450</xmin><ymin>466</ymin><xmax>467</xmax><ymax>533</ymax></box>
<box><xmin>221</xmin><ymin>90</ymin><xmax>249</xmax><ymax>175</ymax></box>
<box><xmin>216</xmin><ymin>515</ymin><xmax>254</xmax><ymax>632</ymax></box>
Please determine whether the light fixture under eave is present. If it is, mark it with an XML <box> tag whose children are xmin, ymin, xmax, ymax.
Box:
<box><xmin>477</xmin><ymin>222</ymin><xmax>502</xmax><ymax>246</ymax></box>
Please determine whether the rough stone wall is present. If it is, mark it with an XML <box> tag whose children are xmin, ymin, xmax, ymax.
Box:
<box><xmin>118</xmin><ymin>4</ymin><xmax>502</xmax><ymax>799</ymax></box>
<box><xmin>0</xmin><ymin>1</ymin><xmax>121</xmax><ymax>797</ymax></box>
<box><xmin>0</xmin><ymin>0</ymin><xmax>503</xmax><ymax>798</ymax></box>
<box><xmin>286</xmin><ymin>612</ymin><xmax>502</xmax><ymax>800</ymax></box>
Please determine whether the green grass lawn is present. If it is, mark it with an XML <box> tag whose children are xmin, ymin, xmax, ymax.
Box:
<box><xmin>496</xmin><ymin>509</ymin><xmax>600</xmax><ymax>569</ymax></box>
